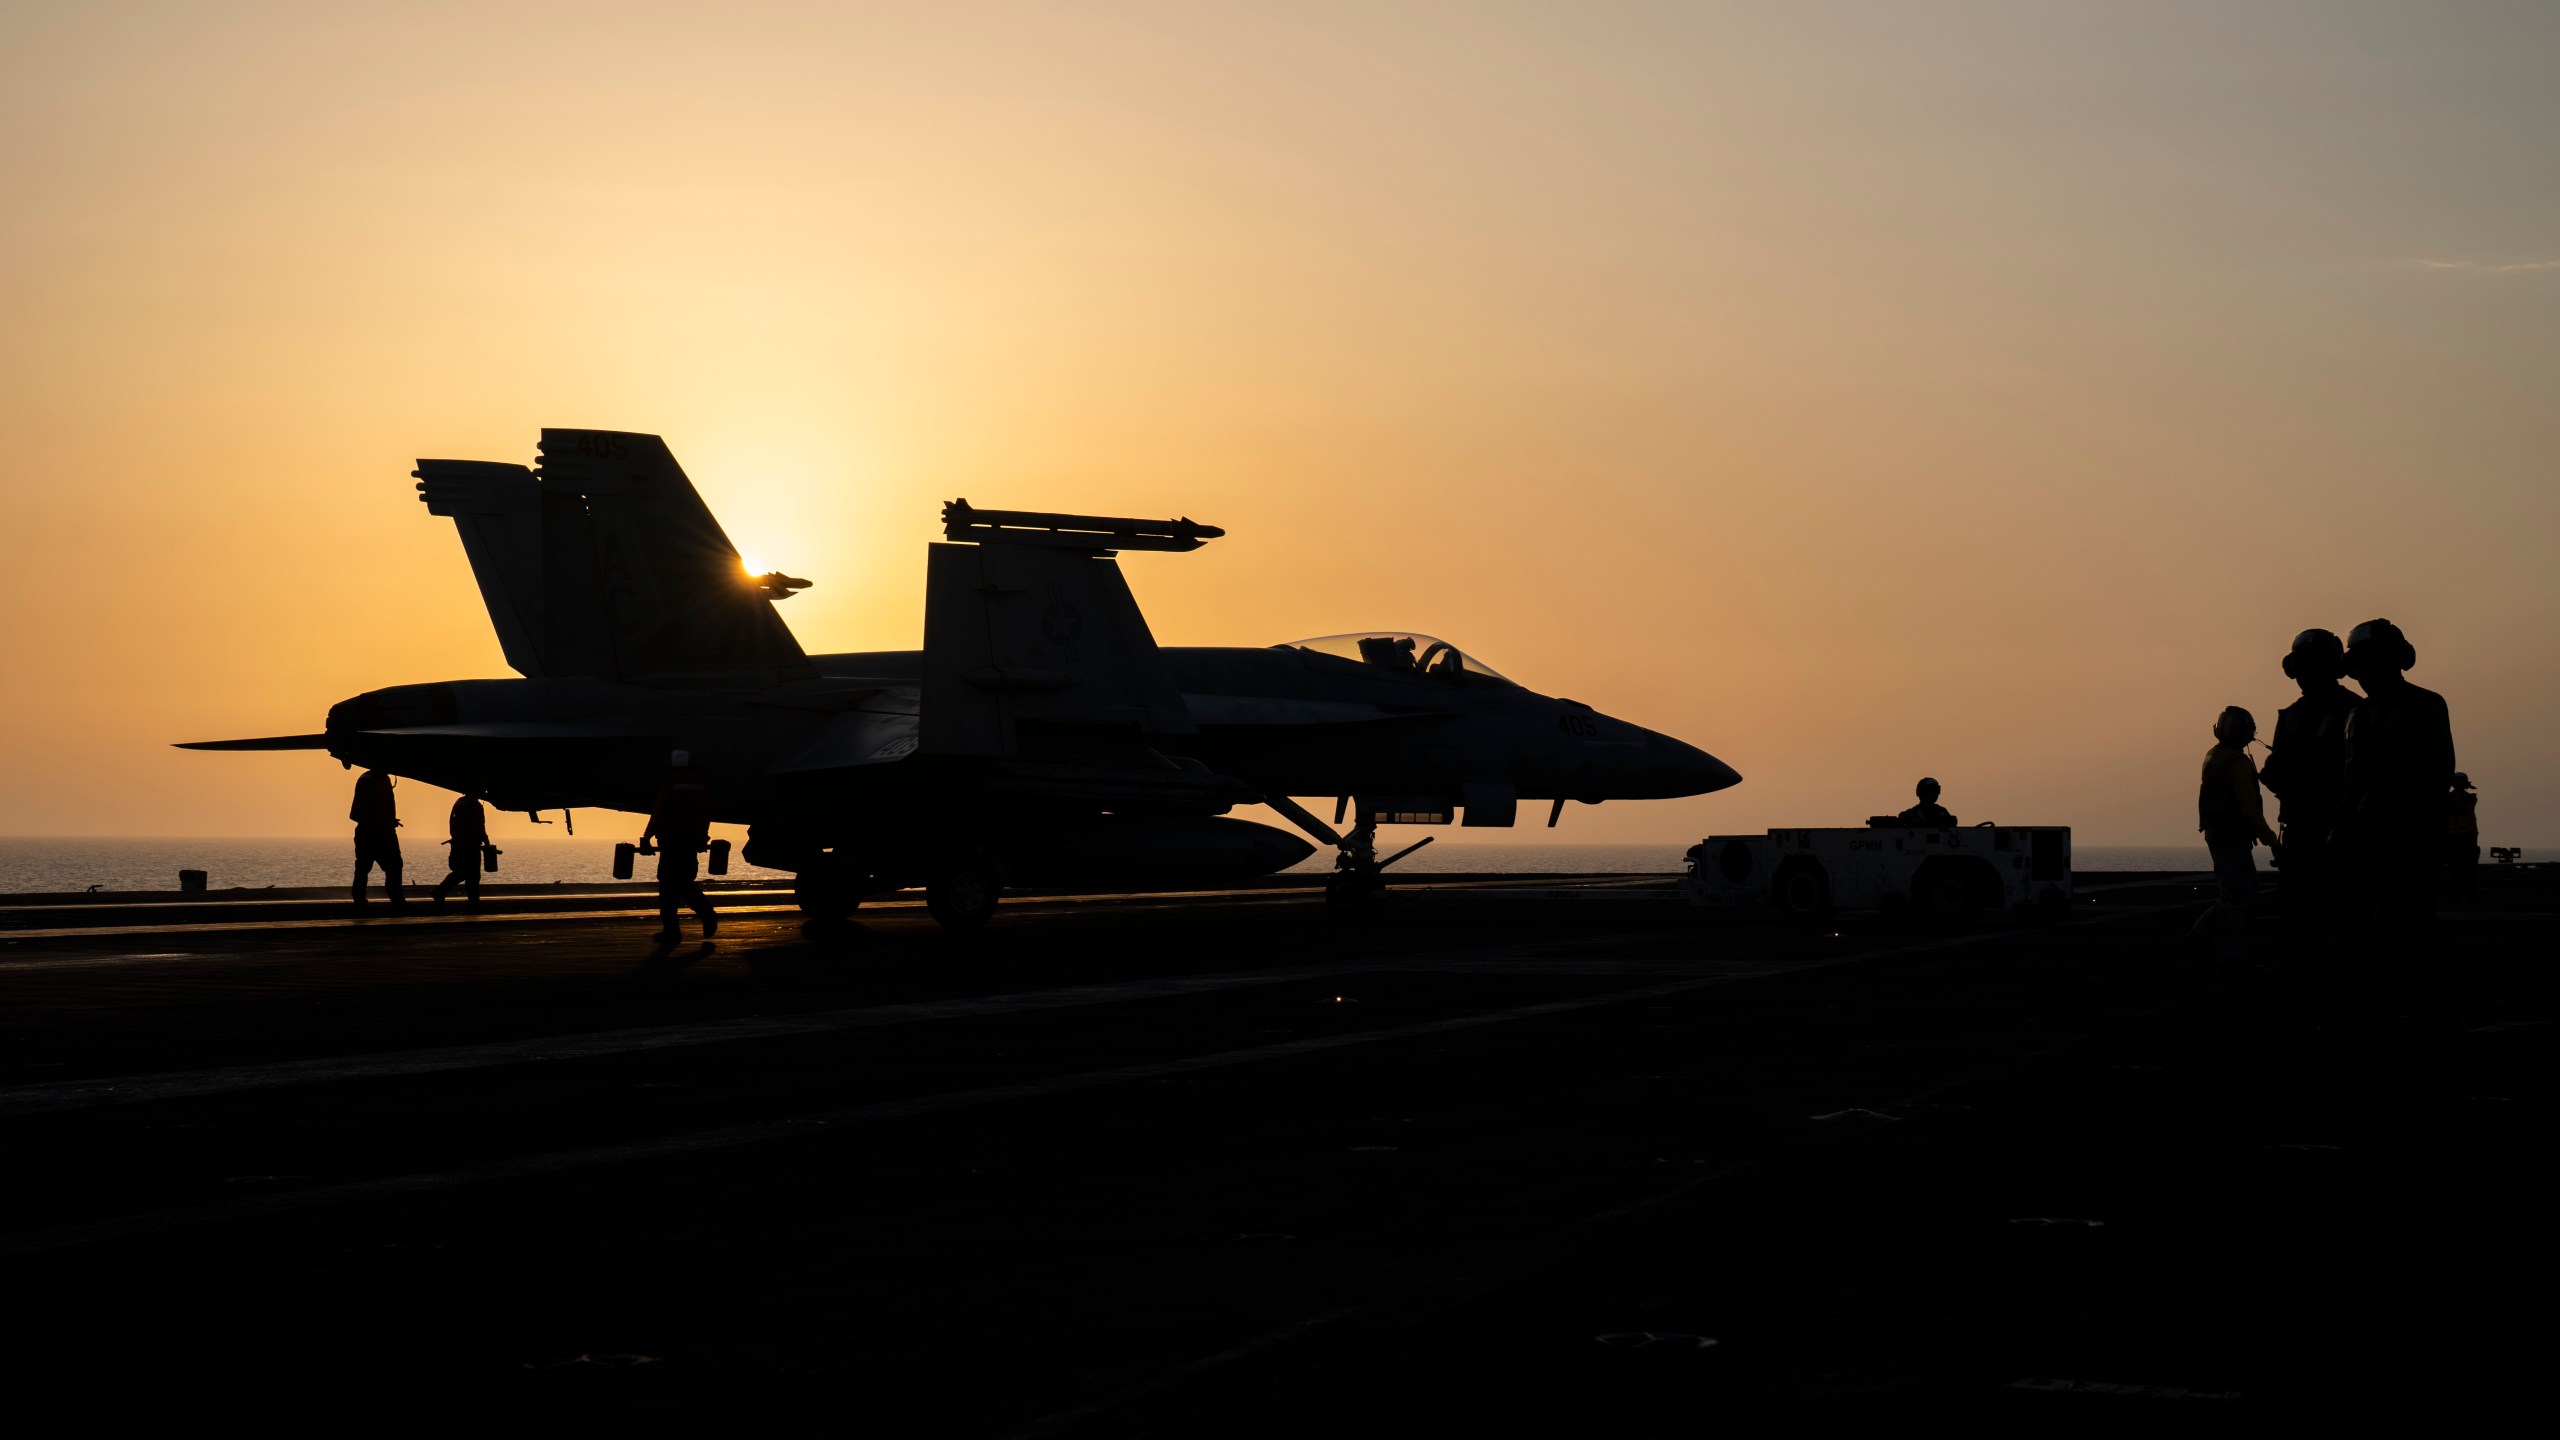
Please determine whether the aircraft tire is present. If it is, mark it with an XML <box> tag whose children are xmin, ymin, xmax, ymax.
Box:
<box><xmin>1324</xmin><ymin>875</ymin><xmax>1379</xmax><ymax>916</ymax></box>
<box><xmin>926</xmin><ymin>865</ymin><xmax>1002</xmax><ymax>932</ymax></box>
<box><xmin>1914</xmin><ymin>859</ymin><xmax>1985</xmax><ymax>926</ymax></box>
<box><xmin>793</xmin><ymin>871</ymin><xmax>860</xmax><ymax>922</ymax></box>
<box><xmin>1771</xmin><ymin>860</ymin><xmax>1831</xmax><ymax>924</ymax></box>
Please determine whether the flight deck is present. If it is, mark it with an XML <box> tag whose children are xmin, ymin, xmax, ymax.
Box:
<box><xmin>3</xmin><ymin>871</ymin><xmax>2552</xmax><ymax>1434</ymax></box>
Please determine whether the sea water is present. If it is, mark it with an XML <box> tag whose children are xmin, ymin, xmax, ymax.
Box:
<box><xmin>0</xmin><ymin>835</ymin><xmax>2334</xmax><ymax>895</ymax></box>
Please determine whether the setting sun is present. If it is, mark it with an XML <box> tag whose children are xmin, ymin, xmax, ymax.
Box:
<box><xmin>0</xmin><ymin>3</ymin><xmax>2551</xmax><ymax>851</ymax></box>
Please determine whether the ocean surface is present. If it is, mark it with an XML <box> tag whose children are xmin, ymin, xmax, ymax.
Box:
<box><xmin>0</xmin><ymin>835</ymin><xmax>2416</xmax><ymax>896</ymax></box>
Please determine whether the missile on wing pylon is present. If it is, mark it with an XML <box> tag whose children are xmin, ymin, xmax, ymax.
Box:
<box><xmin>940</xmin><ymin>500</ymin><xmax>1224</xmax><ymax>553</ymax></box>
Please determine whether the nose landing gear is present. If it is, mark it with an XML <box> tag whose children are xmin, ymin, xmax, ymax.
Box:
<box><xmin>1265</xmin><ymin>802</ymin><xmax>1435</xmax><ymax>916</ymax></box>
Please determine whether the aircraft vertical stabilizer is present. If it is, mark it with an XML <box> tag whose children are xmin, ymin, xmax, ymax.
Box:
<box><xmin>535</xmin><ymin>430</ymin><xmax>814</xmax><ymax>684</ymax></box>
<box><xmin>922</xmin><ymin>502</ymin><xmax>1204</xmax><ymax>757</ymax></box>
<box><xmin>414</xmin><ymin>432</ymin><xmax>815</xmax><ymax>684</ymax></box>
<box><xmin>414</xmin><ymin>460</ymin><xmax>547</xmax><ymax>677</ymax></box>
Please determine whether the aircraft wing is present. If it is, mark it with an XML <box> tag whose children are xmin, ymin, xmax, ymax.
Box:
<box><xmin>356</xmin><ymin>722</ymin><xmax>654</xmax><ymax>740</ymax></box>
<box><xmin>172</xmin><ymin>734</ymin><xmax>332</xmax><ymax>751</ymax></box>
<box><xmin>765</xmin><ymin>709</ymin><xmax>922</xmax><ymax>774</ymax></box>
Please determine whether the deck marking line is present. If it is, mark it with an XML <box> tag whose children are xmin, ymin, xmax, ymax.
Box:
<box><xmin>0</xmin><ymin>905</ymin><xmax>2192</xmax><ymax>1259</ymax></box>
<box><xmin>0</xmin><ymin>965</ymin><xmax>1356</xmax><ymax>1115</ymax></box>
<box><xmin>0</xmin><ymin>875</ymin><xmax>1633</xmax><ymax>943</ymax></box>
<box><xmin>0</xmin><ymin>920</ymin><xmax>1699</xmax><ymax>1114</ymax></box>
<box><xmin>995</xmin><ymin>901</ymin><xmax>2203</xmax><ymax>1437</ymax></box>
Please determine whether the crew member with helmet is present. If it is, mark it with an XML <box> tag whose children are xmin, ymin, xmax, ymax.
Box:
<box><xmin>2261</xmin><ymin>628</ymin><xmax>2357</xmax><ymax>1024</ymax></box>
<box><xmin>643</xmin><ymin>749</ymin><xmax>718</xmax><ymax>945</ymax></box>
<box><xmin>1898</xmin><ymin>777</ymin><xmax>1956</xmax><ymax>828</ymax></box>
<box><xmin>2334</xmin><ymin>618</ymin><xmax>2457</xmax><ymax>1046</ymax></box>
<box><xmin>432</xmin><ymin>792</ymin><xmax>491</xmax><ymax>908</ymax></box>
<box><xmin>349</xmin><ymin>768</ymin><xmax>404</xmax><ymax>909</ymax></box>
<box><xmin>2189</xmin><ymin>705</ymin><xmax>2281</xmax><ymax>967</ymax></box>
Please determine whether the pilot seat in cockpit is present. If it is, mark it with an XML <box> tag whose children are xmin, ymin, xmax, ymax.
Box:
<box><xmin>1285</xmin><ymin>633</ymin><xmax>1515</xmax><ymax>687</ymax></box>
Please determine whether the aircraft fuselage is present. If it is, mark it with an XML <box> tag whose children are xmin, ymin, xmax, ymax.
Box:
<box><xmin>319</xmin><ymin>643</ymin><xmax>1738</xmax><ymax>833</ymax></box>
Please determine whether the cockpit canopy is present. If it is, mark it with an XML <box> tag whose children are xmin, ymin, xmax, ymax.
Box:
<box><xmin>1276</xmin><ymin>632</ymin><xmax>1514</xmax><ymax>686</ymax></box>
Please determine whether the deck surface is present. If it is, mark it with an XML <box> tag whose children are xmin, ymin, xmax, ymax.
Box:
<box><xmin>3</xmin><ymin>869</ymin><xmax>2551</xmax><ymax>1435</ymax></box>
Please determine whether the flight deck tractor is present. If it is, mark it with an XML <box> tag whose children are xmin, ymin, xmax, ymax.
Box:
<box><xmin>1682</xmin><ymin>823</ymin><xmax>2072</xmax><ymax>923</ymax></box>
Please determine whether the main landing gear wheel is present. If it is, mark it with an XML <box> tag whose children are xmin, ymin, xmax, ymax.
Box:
<box><xmin>1917</xmin><ymin>862</ymin><xmax>1984</xmax><ymax>926</ymax></box>
<box><xmin>1324</xmin><ymin>873</ymin><xmax>1381</xmax><ymax>916</ymax></box>
<box><xmin>793</xmin><ymin>871</ymin><xmax>860</xmax><ymax>924</ymax></box>
<box><xmin>1773</xmin><ymin>862</ymin><xmax>1832</xmax><ymax>925</ymax></box>
<box><xmin>926</xmin><ymin>865</ymin><xmax>1002</xmax><ymax>932</ymax></box>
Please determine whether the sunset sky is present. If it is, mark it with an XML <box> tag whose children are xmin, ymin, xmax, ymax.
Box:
<box><xmin>3</xmin><ymin>2</ymin><xmax>2553</xmax><ymax>847</ymax></box>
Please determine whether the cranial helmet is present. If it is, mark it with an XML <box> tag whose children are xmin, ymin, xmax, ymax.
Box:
<box><xmin>2281</xmin><ymin>628</ymin><xmax>2346</xmax><ymax>680</ymax></box>
<box><xmin>1915</xmin><ymin>777</ymin><xmax>1941</xmax><ymax>801</ymax></box>
<box><xmin>2346</xmin><ymin>618</ymin><xmax>2416</xmax><ymax>673</ymax></box>
<box><xmin>670</xmin><ymin>749</ymin><xmax>692</xmax><ymax>768</ymax></box>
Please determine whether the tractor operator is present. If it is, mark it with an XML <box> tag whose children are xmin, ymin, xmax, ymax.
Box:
<box><xmin>1897</xmin><ymin>777</ymin><xmax>1956</xmax><ymax>828</ymax></box>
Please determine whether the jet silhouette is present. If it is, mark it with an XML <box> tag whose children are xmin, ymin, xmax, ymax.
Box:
<box><xmin>183</xmin><ymin>430</ymin><xmax>1739</xmax><ymax>926</ymax></box>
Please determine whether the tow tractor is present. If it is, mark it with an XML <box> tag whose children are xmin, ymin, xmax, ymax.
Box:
<box><xmin>1682</xmin><ymin>820</ymin><xmax>2071</xmax><ymax>923</ymax></box>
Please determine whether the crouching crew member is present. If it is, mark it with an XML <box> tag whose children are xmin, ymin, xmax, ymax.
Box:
<box><xmin>433</xmin><ymin>792</ymin><xmax>490</xmax><ymax>907</ymax></box>
<box><xmin>645</xmin><ymin>750</ymin><xmax>718</xmax><ymax>945</ymax></box>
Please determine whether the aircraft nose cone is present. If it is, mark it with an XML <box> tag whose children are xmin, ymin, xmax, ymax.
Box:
<box><xmin>1649</xmin><ymin>733</ymin><xmax>1742</xmax><ymax>798</ymax></box>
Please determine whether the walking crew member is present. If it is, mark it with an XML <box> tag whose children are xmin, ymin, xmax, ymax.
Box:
<box><xmin>2334</xmin><ymin>618</ymin><xmax>2457</xmax><ymax>1046</ymax></box>
<box><xmin>2261</xmin><ymin>629</ymin><xmax>2356</xmax><ymax>1025</ymax></box>
<box><xmin>644</xmin><ymin>750</ymin><xmax>718</xmax><ymax>945</ymax></box>
<box><xmin>2188</xmin><ymin>706</ymin><xmax>2279</xmax><ymax>967</ymax></box>
<box><xmin>432</xmin><ymin>792</ymin><xmax>490</xmax><ymax>908</ymax></box>
<box><xmin>2445</xmin><ymin>774</ymin><xmax>2481</xmax><ymax>900</ymax></box>
<box><xmin>350</xmin><ymin>768</ymin><xmax>404</xmax><ymax>909</ymax></box>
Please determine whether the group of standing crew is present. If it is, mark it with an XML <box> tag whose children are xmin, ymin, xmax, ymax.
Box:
<box><xmin>347</xmin><ymin>770</ymin><xmax>492</xmax><ymax>910</ymax></box>
<box><xmin>2194</xmin><ymin>618</ymin><xmax>2467</xmax><ymax>1047</ymax></box>
<box><xmin>343</xmin><ymin>750</ymin><xmax>714</xmax><ymax>946</ymax></box>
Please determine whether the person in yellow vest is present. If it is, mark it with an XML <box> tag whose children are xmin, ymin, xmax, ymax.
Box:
<box><xmin>2188</xmin><ymin>706</ymin><xmax>2279</xmax><ymax>967</ymax></box>
<box><xmin>2444</xmin><ymin>773</ymin><xmax>2480</xmax><ymax>900</ymax></box>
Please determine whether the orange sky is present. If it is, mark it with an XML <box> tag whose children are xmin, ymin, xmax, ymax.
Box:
<box><xmin>3</xmin><ymin>2</ymin><xmax>2554</xmax><ymax>846</ymax></box>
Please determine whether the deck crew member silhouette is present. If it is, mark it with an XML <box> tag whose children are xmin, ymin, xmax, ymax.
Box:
<box><xmin>2188</xmin><ymin>706</ymin><xmax>2279</xmax><ymax>968</ymax></box>
<box><xmin>349</xmin><ymin>768</ymin><xmax>403</xmax><ymax>908</ymax></box>
<box><xmin>1898</xmin><ymin>777</ymin><xmax>1955</xmax><ymax>828</ymax></box>
<box><xmin>643</xmin><ymin>750</ymin><xmax>717</xmax><ymax>945</ymax></box>
<box><xmin>432</xmin><ymin>793</ymin><xmax>489</xmax><ymax>908</ymax></box>
<box><xmin>2445</xmin><ymin>774</ymin><xmax>2480</xmax><ymax>900</ymax></box>
<box><xmin>2261</xmin><ymin>629</ymin><xmax>2356</xmax><ymax>1026</ymax></box>
<box><xmin>2334</xmin><ymin>619</ymin><xmax>2457</xmax><ymax>1048</ymax></box>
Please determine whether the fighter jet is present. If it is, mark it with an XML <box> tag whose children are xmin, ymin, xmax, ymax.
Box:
<box><xmin>182</xmin><ymin>430</ymin><xmax>1740</xmax><ymax>927</ymax></box>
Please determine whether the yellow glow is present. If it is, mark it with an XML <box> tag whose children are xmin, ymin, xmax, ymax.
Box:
<box><xmin>0</xmin><ymin>5</ymin><xmax>2553</xmax><ymax>845</ymax></box>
